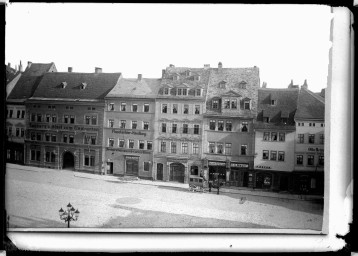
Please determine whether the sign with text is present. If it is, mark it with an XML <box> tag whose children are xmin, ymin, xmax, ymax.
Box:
<box><xmin>255</xmin><ymin>165</ymin><xmax>272</xmax><ymax>169</ymax></box>
<box><xmin>107</xmin><ymin>147</ymin><xmax>151</xmax><ymax>154</ymax></box>
<box><xmin>308</xmin><ymin>147</ymin><xmax>324</xmax><ymax>152</ymax></box>
<box><xmin>208</xmin><ymin>161</ymin><xmax>226</xmax><ymax>166</ymax></box>
<box><xmin>112</xmin><ymin>129</ymin><xmax>147</xmax><ymax>137</ymax></box>
<box><xmin>231</xmin><ymin>162</ymin><xmax>249</xmax><ymax>168</ymax></box>
<box><xmin>29</xmin><ymin>123</ymin><xmax>99</xmax><ymax>132</ymax></box>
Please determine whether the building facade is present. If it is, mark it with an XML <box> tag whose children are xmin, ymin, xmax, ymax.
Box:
<box><xmin>203</xmin><ymin>63</ymin><xmax>260</xmax><ymax>187</ymax></box>
<box><xmin>253</xmin><ymin>86</ymin><xmax>299</xmax><ymax>191</ymax></box>
<box><xmin>24</xmin><ymin>68</ymin><xmax>121</xmax><ymax>174</ymax></box>
<box><xmin>153</xmin><ymin>65</ymin><xmax>211</xmax><ymax>184</ymax></box>
<box><xmin>103</xmin><ymin>75</ymin><xmax>161</xmax><ymax>179</ymax></box>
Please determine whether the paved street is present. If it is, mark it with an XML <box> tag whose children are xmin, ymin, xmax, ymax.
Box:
<box><xmin>5</xmin><ymin>164</ymin><xmax>323</xmax><ymax>230</ymax></box>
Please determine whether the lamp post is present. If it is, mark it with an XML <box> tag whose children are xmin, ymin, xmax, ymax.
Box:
<box><xmin>59</xmin><ymin>203</ymin><xmax>80</xmax><ymax>228</ymax></box>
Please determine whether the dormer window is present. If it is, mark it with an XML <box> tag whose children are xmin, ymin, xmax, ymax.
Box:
<box><xmin>194</xmin><ymin>75</ymin><xmax>201</xmax><ymax>81</ymax></box>
<box><xmin>238</xmin><ymin>81</ymin><xmax>247</xmax><ymax>89</ymax></box>
<box><xmin>172</xmin><ymin>74</ymin><xmax>179</xmax><ymax>80</ymax></box>
<box><xmin>271</xmin><ymin>100</ymin><xmax>277</xmax><ymax>106</ymax></box>
<box><xmin>281</xmin><ymin>118</ymin><xmax>288</xmax><ymax>124</ymax></box>
<box><xmin>244</xmin><ymin>99</ymin><xmax>251</xmax><ymax>110</ymax></box>
<box><xmin>219</xmin><ymin>80</ymin><xmax>227</xmax><ymax>89</ymax></box>
<box><xmin>212</xmin><ymin>99</ymin><xmax>219</xmax><ymax>109</ymax></box>
<box><xmin>231</xmin><ymin>99</ymin><xmax>237</xmax><ymax>109</ymax></box>
<box><xmin>264</xmin><ymin>117</ymin><xmax>270</xmax><ymax>123</ymax></box>
<box><xmin>196</xmin><ymin>89</ymin><xmax>201</xmax><ymax>96</ymax></box>
<box><xmin>164</xmin><ymin>88</ymin><xmax>170</xmax><ymax>95</ymax></box>
<box><xmin>182</xmin><ymin>88</ymin><xmax>187</xmax><ymax>96</ymax></box>
<box><xmin>80</xmin><ymin>82</ymin><xmax>87</xmax><ymax>89</ymax></box>
<box><xmin>185</xmin><ymin>70</ymin><xmax>191</xmax><ymax>76</ymax></box>
<box><xmin>177</xmin><ymin>88</ymin><xmax>182</xmax><ymax>95</ymax></box>
<box><xmin>61</xmin><ymin>82</ymin><xmax>67</xmax><ymax>88</ymax></box>
<box><xmin>224</xmin><ymin>99</ymin><xmax>230</xmax><ymax>109</ymax></box>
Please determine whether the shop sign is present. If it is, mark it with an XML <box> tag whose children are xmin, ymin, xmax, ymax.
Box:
<box><xmin>167</xmin><ymin>158</ymin><xmax>188</xmax><ymax>163</ymax></box>
<box><xmin>107</xmin><ymin>147</ymin><xmax>151</xmax><ymax>154</ymax></box>
<box><xmin>308</xmin><ymin>147</ymin><xmax>324</xmax><ymax>152</ymax></box>
<box><xmin>208</xmin><ymin>161</ymin><xmax>226</xmax><ymax>166</ymax></box>
<box><xmin>29</xmin><ymin>123</ymin><xmax>99</xmax><ymax>132</ymax></box>
<box><xmin>112</xmin><ymin>129</ymin><xmax>146</xmax><ymax>137</ymax></box>
<box><xmin>231</xmin><ymin>162</ymin><xmax>249</xmax><ymax>168</ymax></box>
<box><xmin>255</xmin><ymin>165</ymin><xmax>271</xmax><ymax>169</ymax></box>
<box><xmin>126</xmin><ymin>156</ymin><xmax>139</xmax><ymax>160</ymax></box>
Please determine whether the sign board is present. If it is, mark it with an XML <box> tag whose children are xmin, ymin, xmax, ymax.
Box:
<box><xmin>255</xmin><ymin>165</ymin><xmax>272</xmax><ymax>169</ymax></box>
<box><xmin>231</xmin><ymin>162</ymin><xmax>249</xmax><ymax>168</ymax></box>
<box><xmin>308</xmin><ymin>147</ymin><xmax>324</xmax><ymax>152</ymax></box>
<box><xmin>112</xmin><ymin>129</ymin><xmax>147</xmax><ymax>137</ymax></box>
<box><xmin>208</xmin><ymin>161</ymin><xmax>226</xmax><ymax>166</ymax></box>
<box><xmin>107</xmin><ymin>148</ymin><xmax>152</xmax><ymax>154</ymax></box>
<box><xmin>29</xmin><ymin>123</ymin><xmax>99</xmax><ymax>132</ymax></box>
<box><xmin>125</xmin><ymin>155</ymin><xmax>140</xmax><ymax>160</ymax></box>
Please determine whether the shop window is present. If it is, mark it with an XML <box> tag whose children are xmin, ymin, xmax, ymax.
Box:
<box><xmin>194</xmin><ymin>124</ymin><xmax>200</xmax><ymax>135</ymax></box>
<box><xmin>161</xmin><ymin>123</ymin><xmax>166</xmax><ymax>133</ymax></box>
<box><xmin>307</xmin><ymin>155</ymin><xmax>314</xmax><ymax>166</ymax></box>
<box><xmin>226</xmin><ymin>121</ymin><xmax>232</xmax><ymax>131</ymax></box>
<box><xmin>209</xmin><ymin>120</ymin><xmax>216</xmax><ymax>130</ymax></box>
<box><xmin>109</xmin><ymin>138</ymin><xmax>114</xmax><ymax>147</ymax></box>
<box><xmin>217</xmin><ymin>143</ymin><xmax>224</xmax><ymax>154</ymax></box>
<box><xmin>108</xmin><ymin>103</ymin><xmax>114</xmax><ymax>111</ymax></box>
<box><xmin>270</xmin><ymin>150</ymin><xmax>277</xmax><ymax>160</ymax></box>
<box><xmin>308</xmin><ymin>134</ymin><xmax>315</xmax><ymax>144</ymax></box>
<box><xmin>279</xmin><ymin>133</ymin><xmax>285</xmax><ymax>141</ymax></box>
<box><xmin>320</xmin><ymin>134</ymin><xmax>324</xmax><ymax>144</ymax></box>
<box><xmin>144</xmin><ymin>162</ymin><xmax>150</xmax><ymax>172</ymax></box>
<box><xmin>70</xmin><ymin>115</ymin><xmax>75</xmax><ymax>124</ymax></box>
<box><xmin>120</xmin><ymin>120</ymin><xmax>126</xmax><ymax>129</ymax></box>
<box><xmin>231</xmin><ymin>99</ymin><xmax>237</xmax><ymax>109</ymax></box>
<box><xmin>224</xmin><ymin>99</ymin><xmax>230</xmax><ymax>109</ymax></box>
<box><xmin>63</xmin><ymin>134</ymin><xmax>68</xmax><ymax>143</ymax></box>
<box><xmin>51</xmin><ymin>134</ymin><xmax>56</xmax><ymax>142</ymax></box>
<box><xmin>182</xmin><ymin>142</ymin><xmax>188</xmax><ymax>154</ymax></box>
<box><xmin>147</xmin><ymin>141</ymin><xmax>152</xmax><ymax>150</ymax></box>
<box><xmin>298</xmin><ymin>134</ymin><xmax>304</xmax><ymax>143</ymax></box>
<box><xmin>190</xmin><ymin>166</ymin><xmax>199</xmax><ymax>176</ymax></box>
<box><xmin>183</xmin><ymin>104</ymin><xmax>189</xmax><ymax>114</ymax></box>
<box><xmin>162</xmin><ymin>104</ymin><xmax>168</xmax><ymax>113</ymax></box>
<box><xmin>144</xmin><ymin>104</ymin><xmax>149</xmax><ymax>112</ymax></box>
<box><xmin>121</xmin><ymin>103</ymin><xmax>126</xmax><ymax>111</ymax></box>
<box><xmin>119</xmin><ymin>139</ymin><xmax>125</xmax><ymax>148</ymax></box>
<box><xmin>91</xmin><ymin>116</ymin><xmax>97</xmax><ymax>125</ymax></box>
<box><xmin>172</xmin><ymin>104</ymin><xmax>178</xmax><ymax>114</ymax></box>
<box><xmin>183</xmin><ymin>124</ymin><xmax>188</xmax><ymax>134</ymax></box>
<box><xmin>241</xmin><ymin>122</ymin><xmax>248</xmax><ymax>132</ymax></box>
<box><xmin>278</xmin><ymin>151</ymin><xmax>285</xmax><ymax>161</ymax></box>
<box><xmin>225</xmin><ymin>143</ymin><xmax>232</xmax><ymax>155</ymax></box>
<box><xmin>241</xmin><ymin>145</ymin><xmax>248</xmax><ymax>155</ymax></box>
<box><xmin>160</xmin><ymin>141</ymin><xmax>166</xmax><ymax>152</ymax></box>
<box><xmin>195</xmin><ymin>105</ymin><xmax>200</xmax><ymax>114</ymax></box>
<box><xmin>318</xmin><ymin>155</ymin><xmax>324</xmax><ymax>166</ymax></box>
<box><xmin>193</xmin><ymin>143</ymin><xmax>199</xmax><ymax>154</ymax></box>
<box><xmin>139</xmin><ymin>140</ymin><xmax>145</xmax><ymax>149</ymax></box>
<box><xmin>263</xmin><ymin>132</ymin><xmax>270</xmax><ymax>141</ymax></box>
<box><xmin>129</xmin><ymin>139</ymin><xmax>134</xmax><ymax>149</ymax></box>
<box><xmin>108</xmin><ymin>119</ymin><xmax>114</xmax><ymax>128</ymax></box>
<box><xmin>296</xmin><ymin>155</ymin><xmax>303</xmax><ymax>165</ymax></box>
<box><xmin>132</xmin><ymin>104</ymin><xmax>138</xmax><ymax>112</ymax></box>
<box><xmin>171</xmin><ymin>142</ymin><xmax>177</xmax><ymax>153</ymax></box>
<box><xmin>132</xmin><ymin>121</ymin><xmax>137</xmax><ymax>129</ymax></box>
<box><xmin>263</xmin><ymin>150</ymin><xmax>269</xmax><ymax>160</ymax></box>
<box><xmin>172</xmin><ymin>124</ymin><xmax>177</xmax><ymax>133</ymax></box>
<box><xmin>271</xmin><ymin>132</ymin><xmax>277</xmax><ymax>141</ymax></box>
<box><xmin>90</xmin><ymin>136</ymin><xmax>96</xmax><ymax>145</ymax></box>
<box><xmin>143</xmin><ymin>122</ymin><xmax>149</xmax><ymax>130</ymax></box>
<box><xmin>209</xmin><ymin>142</ymin><xmax>215</xmax><ymax>153</ymax></box>
<box><xmin>218</xmin><ymin>121</ymin><xmax>224</xmax><ymax>131</ymax></box>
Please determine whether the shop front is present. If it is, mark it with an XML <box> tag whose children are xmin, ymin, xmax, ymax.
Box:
<box><xmin>229</xmin><ymin>162</ymin><xmax>251</xmax><ymax>187</ymax></box>
<box><xmin>208</xmin><ymin>160</ymin><xmax>227</xmax><ymax>182</ymax></box>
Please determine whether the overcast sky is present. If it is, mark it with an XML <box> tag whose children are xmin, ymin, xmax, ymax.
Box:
<box><xmin>6</xmin><ymin>3</ymin><xmax>332</xmax><ymax>92</ymax></box>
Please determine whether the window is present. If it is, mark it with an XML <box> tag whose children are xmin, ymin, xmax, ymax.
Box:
<box><xmin>69</xmin><ymin>135</ymin><xmax>74</xmax><ymax>144</ymax></box>
<box><xmin>319</xmin><ymin>155</ymin><xmax>324</xmax><ymax>166</ymax></box>
<box><xmin>7</xmin><ymin>127</ymin><xmax>12</xmax><ymax>136</ymax></box>
<box><xmin>264</xmin><ymin>117</ymin><xmax>270</xmax><ymax>123</ymax></box>
<box><xmin>132</xmin><ymin>104</ymin><xmax>138</xmax><ymax>112</ymax></box>
<box><xmin>231</xmin><ymin>99</ymin><xmax>237</xmax><ymax>109</ymax></box>
<box><xmin>172</xmin><ymin>124</ymin><xmax>177</xmax><ymax>133</ymax></box>
<box><xmin>144</xmin><ymin>162</ymin><xmax>150</xmax><ymax>172</ymax></box>
<box><xmin>37</xmin><ymin>133</ymin><xmax>42</xmax><ymax>141</ymax></box>
<box><xmin>194</xmin><ymin>105</ymin><xmax>200</xmax><ymax>114</ymax></box>
<box><xmin>212</xmin><ymin>100</ymin><xmax>219</xmax><ymax>109</ymax></box>
<box><xmin>308</xmin><ymin>134</ymin><xmax>315</xmax><ymax>144</ymax></box>
<box><xmin>31</xmin><ymin>113</ymin><xmax>36</xmax><ymax>122</ymax></box>
<box><xmin>225</xmin><ymin>143</ymin><xmax>232</xmax><ymax>155</ymax></box>
<box><xmin>84</xmin><ymin>155</ymin><xmax>95</xmax><ymax>167</ymax></box>
<box><xmin>64</xmin><ymin>115</ymin><xmax>69</xmax><ymax>123</ymax></box>
<box><xmin>171</xmin><ymin>142</ymin><xmax>177</xmax><ymax>153</ymax></box>
<box><xmin>320</xmin><ymin>134</ymin><xmax>324</xmax><ymax>144</ymax></box>
<box><xmin>217</xmin><ymin>143</ymin><xmax>224</xmax><ymax>154</ymax></box>
<box><xmin>209</xmin><ymin>120</ymin><xmax>216</xmax><ymax>130</ymax></box>
<box><xmin>143</xmin><ymin>122</ymin><xmax>149</xmax><ymax>130</ymax></box>
<box><xmin>70</xmin><ymin>115</ymin><xmax>75</xmax><ymax>124</ymax></box>
<box><xmin>120</xmin><ymin>120</ymin><xmax>126</xmax><ymax>129</ymax></box>
<box><xmin>263</xmin><ymin>150</ymin><xmax>269</xmax><ymax>160</ymax></box>
<box><xmin>241</xmin><ymin>122</ymin><xmax>248</xmax><ymax>132</ymax></box>
<box><xmin>309</xmin><ymin>123</ymin><xmax>312</xmax><ymax>127</ymax></box>
<box><xmin>144</xmin><ymin>104</ymin><xmax>149</xmax><ymax>112</ymax></box>
<box><xmin>63</xmin><ymin>134</ymin><xmax>67</xmax><ymax>143</ymax></box>
<box><xmin>298</xmin><ymin>134</ymin><xmax>304</xmax><ymax>143</ymax></box>
<box><xmin>296</xmin><ymin>155</ymin><xmax>303</xmax><ymax>165</ymax></box>
<box><xmin>164</xmin><ymin>88</ymin><xmax>169</xmax><ymax>95</ymax></box>
<box><xmin>162</xmin><ymin>104</ymin><xmax>168</xmax><ymax>113</ymax></box>
<box><xmin>129</xmin><ymin>139</ymin><xmax>134</xmax><ymax>148</ymax></box>
<box><xmin>183</xmin><ymin>104</ymin><xmax>189</xmax><ymax>114</ymax></box>
<box><xmin>196</xmin><ymin>89</ymin><xmax>201</xmax><ymax>96</ymax></box>
<box><xmin>298</xmin><ymin>123</ymin><xmax>301</xmax><ymax>126</ymax></box>
<box><xmin>321</xmin><ymin>123</ymin><xmax>324</xmax><ymax>127</ymax></box>
<box><xmin>9</xmin><ymin>110</ymin><xmax>13</xmax><ymax>118</ymax></box>
<box><xmin>132</xmin><ymin>121</ymin><xmax>137</xmax><ymax>129</ymax></box>
<box><xmin>37</xmin><ymin>114</ymin><xmax>42</xmax><ymax>122</ymax></box>
<box><xmin>7</xmin><ymin>149</ymin><xmax>10</xmax><ymax>160</ymax></box>
<box><xmin>241</xmin><ymin>145</ymin><xmax>248</xmax><ymax>155</ymax></box>
<box><xmin>270</xmin><ymin>150</ymin><xmax>277</xmax><ymax>160</ymax></box>
<box><xmin>307</xmin><ymin>155</ymin><xmax>314</xmax><ymax>166</ymax></box>
<box><xmin>17</xmin><ymin>110</ymin><xmax>21</xmax><ymax>118</ymax></box>
<box><xmin>194</xmin><ymin>125</ymin><xmax>199</xmax><ymax>135</ymax></box>
<box><xmin>147</xmin><ymin>141</ymin><xmax>152</xmax><ymax>150</ymax></box>
<box><xmin>16</xmin><ymin>128</ymin><xmax>20</xmax><ymax>137</ymax></box>
<box><xmin>271</xmin><ymin>100</ymin><xmax>277</xmax><ymax>106</ymax></box>
<box><xmin>224</xmin><ymin>99</ymin><xmax>230</xmax><ymax>109</ymax></box>
<box><xmin>183</xmin><ymin>89</ymin><xmax>187</xmax><ymax>96</ymax></box>
<box><xmin>84</xmin><ymin>135</ymin><xmax>90</xmax><ymax>144</ymax></box>
<box><xmin>191</xmin><ymin>166</ymin><xmax>199</xmax><ymax>176</ymax></box>
<box><xmin>45</xmin><ymin>114</ymin><xmax>50</xmax><ymax>122</ymax></box>
<box><xmin>182</xmin><ymin>142</ymin><xmax>188</xmax><ymax>154</ymax></box>
<box><xmin>218</xmin><ymin>121</ymin><xmax>224</xmax><ymax>131</ymax></box>
<box><xmin>244</xmin><ymin>100</ymin><xmax>250</xmax><ymax>110</ymax></box>
<box><xmin>90</xmin><ymin>136</ymin><xmax>96</xmax><ymax>145</ymax></box>
<box><xmin>139</xmin><ymin>140</ymin><xmax>145</xmax><ymax>149</ymax></box>
<box><xmin>31</xmin><ymin>150</ymin><xmax>41</xmax><ymax>161</ymax></box>
<box><xmin>109</xmin><ymin>119</ymin><xmax>114</xmax><ymax>128</ymax></box>
<box><xmin>161</xmin><ymin>123</ymin><xmax>166</xmax><ymax>133</ymax></box>
<box><xmin>160</xmin><ymin>141</ymin><xmax>166</xmax><ymax>152</ymax></box>
<box><xmin>88</xmin><ymin>107</ymin><xmax>95</xmax><ymax>110</ymax></box>
<box><xmin>121</xmin><ymin>103</ymin><xmax>126</xmax><ymax>111</ymax></box>
<box><xmin>45</xmin><ymin>152</ymin><xmax>56</xmax><ymax>163</ymax></box>
<box><xmin>109</xmin><ymin>103</ymin><xmax>114</xmax><ymax>111</ymax></box>
<box><xmin>193</xmin><ymin>143</ymin><xmax>199</xmax><ymax>154</ymax></box>
<box><xmin>278</xmin><ymin>151</ymin><xmax>285</xmax><ymax>161</ymax></box>
<box><xmin>209</xmin><ymin>142</ymin><xmax>215</xmax><ymax>153</ymax></box>
<box><xmin>226</xmin><ymin>121</ymin><xmax>232</xmax><ymax>131</ymax></box>
<box><xmin>20</xmin><ymin>128</ymin><xmax>24</xmax><ymax>137</ymax></box>
<box><xmin>52</xmin><ymin>115</ymin><xmax>57</xmax><ymax>123</ymax></box>
<box><xmin>177</xmin><ymin>88</ymin><xmax>182</xmax><ymax>95</ymax></box>
<box><xmin>51</xmin><ymin>134</ymin><xmax>56</xmax><ymax>142</ymax></box>
<box><xmin>109</xmin><ymin>138</ymin><xmax>114</xmax><ymax>147</ymax></box>
<box><xmin>271</xmin><ymin>132</ymin><xmax>277</xmax><ymax>141</ymax></box>
<box><xmin>172</xmin><ymin>104</ymin><xmax>178</xmax><ymax>114</ymax></box>
<box><xmin>119</xmin><ymin>139</ymin><xmax>125</xmax><ymax>148</ymax></box>
<box><xmin>21</xmin><ymin>110</ymin><xmax>25</xmax><ymax>119</ymax></box>
<box><xmin>281</xmin><ymin>118</ymin><xmax>288</xmax><ymax>124</ymax></box>
<box><xmin>31</xmin><ymin>132</ymin><xmax>35</xmax><ymax>140</ymax></box>
<box><xmin>183</xmin><ymin>124</ymin><xmax>188</xmax><ymax>134</ymax></box>
<box><xmin>91</xmin><ymin>116</ymin><xmax>97</xmax><ymax>125</ymax></box>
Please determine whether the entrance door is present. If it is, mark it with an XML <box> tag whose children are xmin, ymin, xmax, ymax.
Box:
<box><xmin>62</xmin><ymin>151</ymin><xmax>74</xmax><ymax>169</ymax></box>
<box><xmin>170</xmin><ymin>163</ymin><xmax>185</xmax><ymax>183</ymax></box>
<box><xmin>280</xmin><ymin>175</ymin><xmax>289</xmax><ymax>191</ymax></box>
<box><xmin>126</xmin><ymin>158</ymin><xmax>139</xmax><ymax>176</ymax></box>
<box><xmin>157</xmin><ymin>163</ymin><xmax>163</xmax><ymax>180</ymax></box>
<box><xmin>107</xmin><ymin>162</ymin><xmax>113</xmax><ymax>175</ymax></box>
<box><xmin>256</xmin><ymin>173</ymin><xmax>272</xmax><ymax>189</ymax></box>
<box><xmin>242</xmin><ymin>172</ymin><xmax>249</xmax><ymax>187</ymax></box>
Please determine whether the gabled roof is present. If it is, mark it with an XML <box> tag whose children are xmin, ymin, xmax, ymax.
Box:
<box><xmin>221</xmin><ymin>90</ymin><xmax>242</xmax><ymax>97</ymax></box>
<box><xmin>31</xmin><ymin>72</ymin><xmax>122</xmax><ymax>100</ymax></box>
<box><xmin>23</xmin><ymin>63</ymin><xmax>57</xmax><ymax>76</ymax></box>
<box><xmin>106</xmin><ymin>77</ymin><xmax>161</xmax><ymax>98</ymax></box>
<box><xmin>295</xmin><ymin>88</ymin><xmax>325</xmax><ymax>120</ymax></box>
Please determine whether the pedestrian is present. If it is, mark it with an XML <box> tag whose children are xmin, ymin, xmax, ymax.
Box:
<box><xmin>101</xmin><ymin>162</ymin><xmax>105</xmax><ymax>175</ymax></box>
<box><xmin>209</xmin><ymin>180</ymin><xmax>212</xmax><ymax>192</ymax></box>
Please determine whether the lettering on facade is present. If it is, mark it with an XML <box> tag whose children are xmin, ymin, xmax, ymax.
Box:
<box><xmin>29</xmin><ymin>123</ymin><xmax>99</xmax><ymax>132</ymax></box>
<box><xmin>208</xmin><ymin>161</ymin><xmax>226</xmax><ymax>166</ymax></box>
<box><xmin>231</xmin><ymin>163</ymin><xmax>249</xmax><ymax>168</ymax></box>
<box><xmin>255</xmin><ymin>165</ymin><xmax>271</xmax><ymax>169</ymax></box>
<box><xmin>111</xmin><ymin>129</ymin><xmax>146</xmax><ymax>137</ymax></box>
<box><xmin>125</xmin><ymin>156</ymin><xmax>140</xmax><ymax>160</ymax></box>
<box><xmin>167</xmin><ymin>158</ymin><xmax>188</xmax><ymax>163</ymax></box>
<box><xmin>308</xmin><ymin>147</ymin><xmax>324</xmax><ymax>152</ymax></box>
<box><xmin>107</xmin><ymin>147</ymin><xmax>151</xmax><ymax>154</ymax></box>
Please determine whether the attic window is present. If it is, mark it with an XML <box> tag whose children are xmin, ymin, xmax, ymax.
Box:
<box><xmin>80</xmin><ymin>82</ymin><xmax>87</xmax><ymax>89</ymax></box>
<box><xmin>271</xmin><ymin>100</ymin><xmax>277</xmax><ymax>106</ymax></box>
<box><xmin>194</xmin><ymin>75</ymin><xmax>201</xmax><ymax>81</ymax></box>
<box><xmin>238</xmin><ymin>81</ymin><xmax>247</xmax><ymax>89</ymax></box>
<box><xmin>164</xmin><ymin>88</ymin><xmax>170</xmax><ymax>95</ymax></box>
<box><xmin>60</xmin><ymin>82</ymin><xmax>67</xmax><ymax>88</ymax></box>
<box><xmin>219</xmin><ymin>81</ymin><xmax>227</xmax><ymax>88</ymax></box>
<box><xmin>244</xmin><ymin>99</ymin><xmax>251</xmax><ymax>110</ymax></box>
<box><xmin>185</xmin><ymin>70</ymin><xmax>191</xmax><ymax>76</ymax></box>
<box><xmin>196</xmin><ymin>89</ymin><xmax>202</xmax><ymax>96</ymax></box>
<box><xmin>264</xmin><ymin>117</ymin><xmax>270</xmax><ymax>123</ymax></box>
<box><xmin>172</xmin><ymin>74</ymin><xmax>179</xmax><ymax>81</ymax></box>
<box><xmin>281</xmin><ymin>118</ymin><xmax>288</xmax><ymax>124</ymax></box>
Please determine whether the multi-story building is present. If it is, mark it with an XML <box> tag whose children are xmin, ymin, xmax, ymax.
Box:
<box><xmin>203</xmin><ymin>62</ymin><xmax>260</xmax><ymax>187</ymax></box>
<box><xmin>293</xmin><ymin>83</ymin><xmax>325</xmax><ymax>194</ymax></box>
<box><xmin>103</xmin><ymin>74</ymin><xmax>161</xmax><ymax>178</ymax></box>
<box><xmin>6</xmin><ymin>62</ymin><xmax>57</xmax><ymax>164</ymax></box>
<box><xmin>253</xmin><ymin>85</ymin><xmax>299</xmax><ymax>191</ymax></box>
<box><xmin>153</xmin><ymin>64</ymin><xmax>211</xmax><ymax>183</ymax></box>
<box><xmin>24</xmin><ymin>67</ymin><xmax>121</xmax><ymax>174</ymax></box>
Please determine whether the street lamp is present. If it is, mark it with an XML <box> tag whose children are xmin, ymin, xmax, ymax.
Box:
<box><xmin>59</xmin><ymin>203</ymin><xmax>80</xmax><ymax>228</ymax></box>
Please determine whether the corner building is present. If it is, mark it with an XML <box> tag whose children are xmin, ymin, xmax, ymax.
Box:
<box><xmin>153</xmin><ymin>65</ymin><xmax>210</xmax><ymax>183</ymax></box>
<box><xmin>25</xmin><ymin>68</ymin><xmax>121</xmax><ymax>173</ymax></box>
<box><xmin>103</xmin><ymin>75</ymin><xmax>161</xmax><ymax>178</ymax></box>
<box><xmin>203</xmin><ymin>63</ymin><xmax>260</xmax><ymax>187</ymax></box>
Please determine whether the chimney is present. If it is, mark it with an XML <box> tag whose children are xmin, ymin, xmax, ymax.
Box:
<box><xmin>288</xmin><ymin>79</ymin><xmax>293</xmax><ymax>88</ymax></box>
<box><xmin>19</xmin><ymin>61</ymin><xmax>23</xmax><ymax>72</ymax></box>
<box><xmin>302</xmin><ymin>79</ymin><xmax>308</xmax><ymax>89</ymax></box>
<box><xmin>138</xmin><ymin>74</ymin><xmax>142</xmax><ymax>81</ymax></box>
<box><xmin>7</xmin><ymin>62</ymin><xmax>11</xmax><ymax>68</ymax></box>
<box><xmin>169</xmin><ymin>64</ymin><xmax>175</xmax><ymax>68</ymax></box>
<box><xmin>218</xmin><ymin>62</ymin><xmax>222</xmax><ymax>70</ymax></box>
<box><xmin>204</xmin><ymin>64</ymin><xmax>210</xmax><ymax>69</ymax></box>
<box><xmin>162</xmin><ymin>69</ymin><xmax>165</xmax><ymax>78</ymax></box>
<box><xmin>262</xmin><ymin>82</ymin><xmax>267</xmax><ymax>88</ymax></box>
<box><xmin>95</xmin><ymin>67</ymin><xmax>102</xmax><ymax>74</ymax></box>
<box><xmin>15</xmin><ymin>65</ymin><xmax>17</xmax><ymax>72</ymax></box>
<box><xmin>68</xmin><ymin>67</ymin><xmax>73</xmax><ymax>72</ymax></box>
<box><xmin>27</xmin><ymin>61</ymin><xmax>32</xmax><ymax>69</ymax></box>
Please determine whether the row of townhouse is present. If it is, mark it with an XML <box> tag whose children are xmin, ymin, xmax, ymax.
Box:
<box><xmin>5</xmin><ymin>62</ymin><xmax>325</xmax><ymax>194</ymax></box>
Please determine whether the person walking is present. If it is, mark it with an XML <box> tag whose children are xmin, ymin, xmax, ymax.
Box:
<box><xmin>101</xmin><ymin>162</ymin><xmax>105</xmax><ymax>175</ymax></box>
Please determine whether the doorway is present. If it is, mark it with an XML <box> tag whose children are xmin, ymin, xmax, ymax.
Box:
<box><xmin>169</xmin><ymin>163</ymin><xmax>185</xmax><ymax>183</ymax></box>
<box><xmin>242</xmin><ymin>172</ymin><xmax>249</xmax><ymax>187</ymax></box>
<box><xmin>126</xmin><ymin>157</ymin><xmax>139</xmax><ymax>176</ymax></box>
<box><xmin>280</xmin><ymin>175</ymin><xmax>289</xmax><ymax>191</ymax></box>
<box><xmin>62</xmin><ymin>151</ymin><xmax>75</xmax><ymax>169</ymax></box>
<box><xmin>107</xmin><ymin>162</ymin><xmax>113</xmax><ymax>175</ymax></box>
<box><xmin>157</xmin><ymin>163</ymin><xmax>163</xmax><ymax>180</ymax></box>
